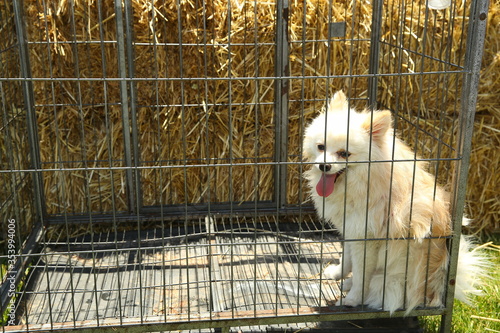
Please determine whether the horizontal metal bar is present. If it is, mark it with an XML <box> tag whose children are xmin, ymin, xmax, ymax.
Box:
<box><xmin>32</xmin><ymin>96</ymin><xmax>368</xmax><ymax>109</ymax></box>
<box><xmin>26</xmin><ymin>38</ymin><xmax>373</xmax><ymax>47</ymax></box>
<box><xmin>2</xmin><ymin>306</ymin><xmax>447</xmax><ymax>333</ymax></box>
<box><xmin>0</xmin><ymin>70</ymin><xmax>469</xmax><ymax>82</ymax></box>
<box><xmin>38</xmin><ymin>156</ymin><xmax>272</xmax><ymax>166</ymax></box>
<box><xmin>0</xmin><ymin>156</ymin><xmax>462</xmax><ymax>174</ymax></box>
<box><xmin>27</xmin><ymin>40</ymin><xmax>276</xmax><ymax>47</ymax></box>
<box><xmin>45</xmin><ymin>203</ymin><xmax>316</xmax><ymax>224</ymax></box>
<box><xmin>24</xmin><ymin>237</ymin><xmax>452</xmax><ymax>258</ymax></box>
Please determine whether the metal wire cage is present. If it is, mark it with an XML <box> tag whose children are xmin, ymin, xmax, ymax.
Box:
<box><xmin>0</xmin><ymin>0</ymin><xmax>489</xmax><ymax>332</ymax></box>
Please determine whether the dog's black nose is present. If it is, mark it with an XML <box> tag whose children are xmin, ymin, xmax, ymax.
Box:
<box><xmin>319</xmin><ymin>164</ymin><xmax>331</xmax><ymax>172</ymax></box>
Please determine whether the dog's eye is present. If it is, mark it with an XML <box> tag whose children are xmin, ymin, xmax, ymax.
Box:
<box><xmin>317</xmin><ymin>144</ymin><xmax>325</xmax><ymax>151</ymax></box>
<box><xmin>337</xmin><ymin>150</ymin><xmax>351</xmax><ymax>159</ymax></box>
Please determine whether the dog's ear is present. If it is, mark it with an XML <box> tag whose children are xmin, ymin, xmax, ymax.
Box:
<box><xmin>362</xmin><ymin>110</ymin><xmax>392</xmax><ymax>140</ymax></box>
<box><xmin>326</xmin><ymin>90</ymin><xmax>347</xmax><ymax>113</ymax></box>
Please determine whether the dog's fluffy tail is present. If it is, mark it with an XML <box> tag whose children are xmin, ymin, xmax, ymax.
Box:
<box><xmin>454</xmin><ymin>234</ymin><xmax>489</xmax><ymax>304</ymax></box>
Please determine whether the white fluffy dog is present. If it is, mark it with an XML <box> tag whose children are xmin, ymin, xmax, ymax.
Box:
<box><xmin>303</xmin><ymin>91</ymin><xmax>484</xmax><ymax>314</ymax></box>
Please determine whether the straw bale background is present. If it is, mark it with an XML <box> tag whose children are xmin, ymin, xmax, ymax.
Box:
<box><xmin>23</xmin><ymin>0</ymin><xmax>374</xmax><ymax>215</ymax></box>
<box><xmin>1</xmin><ymin>0</ymin><xmax>498</xmax><ymax>236</ymax></box>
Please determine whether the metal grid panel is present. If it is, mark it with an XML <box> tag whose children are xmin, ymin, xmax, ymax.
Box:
<box><xmin>1</xmin><ymin>0</ymin><xmax>490</xmax><ymax>332</ymax></box>
<box><xmin>18</xmin><ymin>218</ymin><xmax>340</xmax><ymax>328</ymax></box>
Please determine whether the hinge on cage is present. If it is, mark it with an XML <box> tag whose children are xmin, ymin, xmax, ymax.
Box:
<box><xmin>329</xmin><ymin>22</ymin><xmax>346</xmax><ymax>38</ymax></box>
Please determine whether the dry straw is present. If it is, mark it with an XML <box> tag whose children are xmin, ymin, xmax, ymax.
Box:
<box><xmin>1</xmin><ymin>0</ymin><xmax>497</xmax><ymax>235</ymax></box>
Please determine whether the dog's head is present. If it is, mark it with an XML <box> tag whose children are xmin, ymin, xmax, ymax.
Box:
<box><xmin>303</xmin><ymin>91</ymin><xmax>393</xmax><ymax>197</ymax></box>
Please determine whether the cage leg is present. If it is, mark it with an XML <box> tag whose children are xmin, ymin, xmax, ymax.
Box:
<box><xmin>440</xmin><ymin>0</ymin><xmax>490</xmax><ymax>332</ymax></box>
<box><xmin>273</xmin><ymin>0</ymin><xmax>290</xmax><ymax>208</ymax></box>
<box><xmin>12</xmin><ymin>0</ymin><xmax>46</xmax><ymax>218</ymax></box>
<box><xmin>114</xmin><ymin>0</ymin><xmax>141</xmax><ymax>213</ymax></box>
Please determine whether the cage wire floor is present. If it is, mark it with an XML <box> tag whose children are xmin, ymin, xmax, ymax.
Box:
<box><xmin>13</xmin><ymin>216</ymin><xmax>366</xmax><ymax>331</ymax></box>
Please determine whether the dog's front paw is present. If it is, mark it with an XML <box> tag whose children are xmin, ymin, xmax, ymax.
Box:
<box><xmin>336</xmin><ymin>291</ymin><xmax>361</xmax><ymax>307</ymax></box>
<box><xmin>323</xmin><ymin>264</ymin><xmax>350</xmax><ymax>280</ymax></box>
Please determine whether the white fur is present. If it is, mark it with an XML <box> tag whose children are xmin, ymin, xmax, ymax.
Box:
<box><xmin>303</xmin><ymin>91</ymin><xmax>486</xmax><ymax>314</ymax></box>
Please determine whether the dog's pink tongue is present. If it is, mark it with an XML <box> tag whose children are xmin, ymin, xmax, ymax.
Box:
<box><xmin>316</xmin><ymin>174</ymin><xmax>337</xmax><ymax>197</ymax></box>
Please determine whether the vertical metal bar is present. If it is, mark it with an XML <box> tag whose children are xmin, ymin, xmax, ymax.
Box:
<box><xmin>12</xmin><ymin>0</ymin><xmax>46</xmax><ymax>221</ymax></box>
<box><xmin>67</xmin><ymin>0</ymin><xmax>88</xmax><ymax>324</ymax></box>
<box><xmin>273</xmin><ymin>0</ymin><xmax>290</xmax><ymax>314</ymax></box>
<box><xmin>206</xmin><ymin>217</ymin><xmax>224</xmax><ymax>313</ymax></box>
<box><xmin>148</xmin><ymin>0</ymin><xmax>168</xmax><ymax>323</ymax></box>
<box><xmin>121</xmin><ymin>0</ymin><xmax>145</xmax><ymax>322</ymax></box>
<box><xmin>273</xmin><ymin>0</ymin><xmax>289</xmax><ymax>209</ymax></box>
<box><xmin>115</xmin><ymin>0</ymin><xmax>137</xmax><ymax>214</ymax></box>
<box><xmin>123</xmin><ymin>0</ymin><xmax>142</xmax><ymax>212</ymax></box>
<box><xmin>252</xmin><ymin>0</ymin><xmax>262</xmax><ymax>313</ymax></box>
<box><xmin>198</xmin><ymin>0</ymin><xmax>215</xmax><ymax>321</ymax></box>
<box><xmin>407</xmin><ymin>0</ymin><xmax>433</xmax><ymax>311</ymax></box>
<box><xmin>3</xmin><ymin>2</ymin><xmax>27</xmax><ymax>231</ymax></box>
<box><xmin>345</xmin><ymin>0</ymin><xmax>357</xmax><ymax>95</ymax></box>
<box><xmin>174</xmin><ymin>0</ymin><xmax>191</xmax><ymax>321</ymax></box>
<box><xmin>122</xmin><ymin>0</ymin><xmax>144</xmax><ymax>322</ymax></box>
<box><xmin>10</xmin><ymin>0</ymin><xmax>48</xmax><ymax>325</ymax></box>
<box><xmin>296</xmin><ymin>0</ymin><xmax>308</xmax><ymax>312</ymax></box>
<box><xmin>225</xmin><ymin>0</ymin><xmax>235</xmax><ymax>319</ymax></box>
<box><xmin>367</xmin><ymin>0</ymin><xmax>384</xmax><ymax>106</ymax></box>
<box><xmin>97</xmin><ymin>0</ymin><xmax>124</xmax><ymax>324</ymax></box>
<box><xmin>440</xmin><ymin>0</ymin><xmax>490</xmax><ymax>331</ymax></box>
